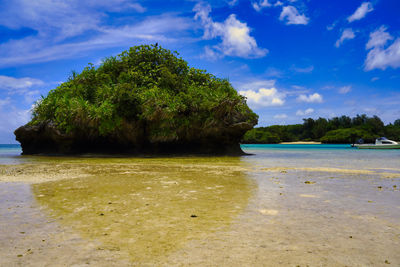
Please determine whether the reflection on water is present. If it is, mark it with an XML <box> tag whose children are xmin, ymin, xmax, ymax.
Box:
<box><xmin>32</xmin><ymin>157</ymin><xmax>253</xmax><ymax>264</ymax></box>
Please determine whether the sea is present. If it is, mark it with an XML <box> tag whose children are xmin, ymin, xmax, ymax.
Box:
<box><xmin>1</xmin><ymin>142</ymin><xmax>400</xmax><ymax>168</ymax></box>
<box><xmin>1</xmin><ymin>143</ymin><xmax>400</xmax><ymax>265</ymax></box>
<box><xmin>0</xmin><ymin>144</ymin><xmax>23</xmax><ymax>164</ymax></box>
<box><xmin>241</xmin><ymin>143</ymin><xmax>400</xmax><ymax>170</ymax></box>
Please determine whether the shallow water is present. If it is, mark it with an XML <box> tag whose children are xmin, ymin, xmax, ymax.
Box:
<box><xmin>0</xmin><ymin>144</ymin><xmax>24</xmax><ymax>165</ymax></box>
<box><xmin>0</xmin><ymin>144</ymin><xmax>399</xmax><ymax>266</ymax></box>
<box><xmin>32</xmin><ymin>158</ymin><xmax>253</xmax><ymax>264</ymax></box>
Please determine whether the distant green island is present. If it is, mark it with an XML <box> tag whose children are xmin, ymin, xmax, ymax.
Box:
<box><xmin>15</xmin><ymin>44</ymin><xmax>257</xmax><ymax>155</ymax></box>
<box><xmin>242</xmin><ymin>115</ymin><xmax>400</xmax><ymax>144</ymax></box>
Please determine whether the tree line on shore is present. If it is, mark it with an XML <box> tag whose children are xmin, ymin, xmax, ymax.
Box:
<box><xmin>242</xmin><ymin>115</ymin><xmax>400</xmax><ymax>144</ymax></box>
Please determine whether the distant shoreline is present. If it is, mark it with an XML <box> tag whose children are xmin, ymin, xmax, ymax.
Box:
<box><xmin>279</xmin><ymin>141</ymin><xmax>322</xmax><ymax>144</ymax></box>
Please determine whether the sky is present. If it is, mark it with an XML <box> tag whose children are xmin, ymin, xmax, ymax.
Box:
<box><xmin>0</xmin><ymin>0</ymin><xmax>399</xmax><ymax>143</ymax></box>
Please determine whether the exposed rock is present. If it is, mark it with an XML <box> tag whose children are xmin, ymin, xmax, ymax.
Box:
<box><xmin>15</xmin><ymin>120</ymin><xmax>254</xmax><ymax>155</ymax></box>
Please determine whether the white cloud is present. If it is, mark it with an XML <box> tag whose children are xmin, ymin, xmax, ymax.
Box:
<box><xmin>194</xmin><ymin>3</ymin><xmax>267</xmax><ymax>58</ymax></box>
<box><xmin>0</xmin><ymin>76</ymin><xmax>44</xmax><ymax>104</ymax></box>
<box><xmin>24</xmin><ymin>90</ymin><xmax>41</xmax><ymax>104</ymax></box>
<box><xmin>296</xmin><ymin>108</ymin><xmax>314</xmax><ymax>116</ymax></box>
<box><xmin>335</xmin><ymin>28</ymin><xmax>355</xmax><ymax>48</ymax></box>
<box><xmin>0</xmin><ymin>15</ymin><xmax>193</xmax><ymax>67</ymax></box>
<box><xmin>0</xmin><ymin>0</ymin><xmax>145</xmax><ymax>42</ymax></box>
<box><xmin>274</xmin><ymin>113</ymin><xmax>288</xmax><ymax>119</ymax></box>
<box><xmin>237</xmin><ymin>80</ymin><xmax>285</xmax><ymax>108</ymax></box>
<box><xmin>366</xmin><ymin>26</ymin><xmax>393</xmax><ymax>50</ymax></box>
<box><xmin>0</xmin><ymin>97</ymin><xmax>11</xmax><ymax>109</ymax></box>
<box><xmin>0</xmin><ymin>103</ymin><xmax>32</xmax><ymax>143</ymax></box>
<box><xmin>202</xmin><ymin>46</ymin><xmax>223</xmax><ymax>60</ymax></box>
<box><xmin>0</xmin><ymin>1</ymin><xmax>193</xmax><ymax>67</ymax></box>
<box><xmin>338</xmin><ymin>86</ymin><xmax>351</xmax><ymax>94</ymax></box>
<box><xmin>234</xmin><ymin>79</ymin><xmax>276</xmax><ymax>90</ymax></box>
<box><xmin>347</xmin><ymin>2</ymin><xmax>373</xmax><ymax>23</ymax></box>
<box><xmin>0</xmin><ymin>76</ymin><xmax>44</xmax><ymax>92</ymax></box>
<box><xmin>240</xmin><ymin>87</ymin><xmax>285</xmax><ymax>107</ymax></box>
<box><xmin>365</xmin><ymin>27</ymin><xmax>400</xmax><ymax>71</ymax></box>
<box><xmin>326</xmin><ymin>22</ymin><xmax>337</xmax><ymax>31</ymax></box>
<box><xmin>252</xmin><ymin>0</ymin><xmax>272</xmax><ymax>12</ymax></box>
<box><xmin>297</xmin><ymin>93</ymin><xmax>323</xmax><ymax>103</ymax></box>
<box><xmin>292</xmin><ymin>65</ymin><xmax>314</xmax><ymax>73</ymax></box>
<box><xmin>279</xmin><ymin>6</ymin><xmax>309</xmax><ymax>25</ymax></box>
<box><xmin>227</xmin><ymin>0</ymin><xmax>239</xmax><ymax>6</ymax></box>
<box><xmin>265</xmin><ymin>67</ymin><xmax>284</xmax><ymax>78</ymax></box>
<box><xmin>125</xmin><ymin>3</ymin><xmax>146</xmax><ymax>13</ymax></box>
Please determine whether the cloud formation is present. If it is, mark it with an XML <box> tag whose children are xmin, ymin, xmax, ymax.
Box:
<box><xmin>347</xmin><ymin>2</ymin><xmax>373</xmax><ymax>23</ymax></box>
<box><xmin>297</xmin><ymin>93</ymin><xmax>323</xmax><ymax>103</ymax></box>
<box><xmin>366</xmin><ymin>26</ymin><xmax>394</xmax><ymax>50</ymax></box>
<box><xmin>237</xmin><ymin>80</ymin><xmax>285</xmax><ymax>108</ymax></box>
<box><xmin>274</xmin><ymin>113</ymin><xmax>288</xmax><ymax>119</ymax></box>
<box><xmin>338</xmin><ymin>86</ymin><xmax>351</xmax><ymax>94</ymax></box>
<box><xmin>292</xmin><ymin>65</ymin><xmax>314</xmax><ymax>73</ymax></box>
<box><xmin>240</xmin><ymin>88</ymin><xmax>285</xmax><ymax>107</ymax></box>
<box><xmin>279</xmin><ymin>6</ymin><xmax>309</xmax><ymax>25</ymax></box>
<box><xmin>0</xmin><ymin>75</ymin><xmax>44</xmax><ymax>92</ymax></box>
<box><xmin>194</xmin><ymin>3</ymin><xmax>267</xmax><ymax>58</ymax></box>
<box><xmin>365</xmin><ymin>26</ymin><xmax>400</xmax><ymax>70</ymax></box>
<box><xmin>252</xmin><ymin>0</ymin><xmax>272</xmax><ymax>12</ymax></box>
<box><xmin>0</xmin><ymin>1</ymin><xmax>192</xmax><ymax>66</ymax></box>
<box><xmin>0</xmin><ymin>97</ymin><xmax>11</xmax><ymax>109</ymax></box>
<box><xmin>296</xmin><ymin>108</ymin><xmax>314</xmax><ymax>116</ymax></box>
<box><xmin>335</xmin><ymin>28</ymin><xmax>355</xmax><ymax>48</ymax></box>
<box><xmin>0</xmin><ymin>104</ymin><xmax>31</xmax><ymax>143</ymax></box>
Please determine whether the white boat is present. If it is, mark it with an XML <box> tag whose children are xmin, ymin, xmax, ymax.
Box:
<box><xmin>353</xmin><ymin>137</ymin><xmax>400</xmax><ymax>149</ymax></box>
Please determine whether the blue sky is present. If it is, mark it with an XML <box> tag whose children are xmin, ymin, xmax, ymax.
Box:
<box><xmin>0</xmin><ymin>0</ymin><xmax>399</xmax><ymax>143</ymax></box>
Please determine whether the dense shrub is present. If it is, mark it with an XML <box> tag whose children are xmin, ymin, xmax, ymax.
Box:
<box><xmin>31</xmin><ymin>44</ymin><xmax>258</xmax><ymax>144</ymax></box>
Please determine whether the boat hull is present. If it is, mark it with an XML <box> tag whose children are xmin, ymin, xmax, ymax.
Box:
<box><xmin>354</xmin><ymin>144</ymin><xmax>400</xmax><ymax>149</ymax></box>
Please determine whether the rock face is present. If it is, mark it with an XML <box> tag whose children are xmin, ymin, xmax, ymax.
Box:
<box><xmin>15</xmin><ymin>120</ymin><xmax>254</xmax><ymax>155</ymax></box>
<box><xmin>14</xmin><ymin>45</ymin><xmax>257</xmax><ymax>155</ymax></box>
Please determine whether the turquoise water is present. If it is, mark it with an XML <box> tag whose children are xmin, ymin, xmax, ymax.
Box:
<box><xmin>0</xmin><ymin>144</ymin><xmax>22</xmax><ymax>156</ymax></box>
<box><xmin>241</xmin><ymin>144</ymin><xmax>353</xmax><ymax>150</ymax></box>
<box><xmin>1</xmin><ymin>143</ymin><xmax>399</xmax><ymax>169</ymax></box>
<box><xmin>0</xmin><ymin>144</ymin><xmax>22</xmax><ymax>164</ymax></box>
<box><xmin>241</xmin><ymin>143</ymin><xmax>400</xmax><ymax>171</ymax></box>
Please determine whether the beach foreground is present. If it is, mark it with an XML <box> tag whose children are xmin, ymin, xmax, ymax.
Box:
<box><xmin>1</xmin><ymin>145</ymin><xmax>400</xmax><ymax>266</ymax></box>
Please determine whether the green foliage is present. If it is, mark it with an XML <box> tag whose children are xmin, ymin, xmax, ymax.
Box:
<box><xmin>243</xmin><ymin>114</ymin><xmax>400</xmax><ymax>144</ymax></box>
<box><xmin>31</xmin><ymin>44</ymin><xmax>258</xmax><ymax>140</ymax></box>
<box><xmin>384</xmin><ymin>124</ymin><xmax>400</xmax><ymax>140</ymax></box>
<box><xmin>242</xmin><ymin>128</ymin><xmax>281</xmax><ymax>144</ymax></box>
<box><xmin>320</xmin><ymin>128</ymin><xmax>377</xmax><ymax>144</ymax></box>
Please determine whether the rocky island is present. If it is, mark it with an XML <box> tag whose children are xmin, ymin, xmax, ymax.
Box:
<box><xmin>15</xmin><ymin>44</ymin><xmax>258</xmax><ymax>155</ymax></box>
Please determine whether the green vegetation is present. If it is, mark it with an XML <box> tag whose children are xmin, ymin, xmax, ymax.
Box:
<box><xmin>28</xmin><ymin>44</ymin><xmax>257</xmax><ymax>148</ymax></box>
<box><xmin>243</xmin><ymin>114</ymin><xmax>400</xmax><ymax>144</ymax></box>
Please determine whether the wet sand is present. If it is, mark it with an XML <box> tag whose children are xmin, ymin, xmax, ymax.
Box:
<box><xmin>0</xmin><ymin>154</ymin><xmax>399</xmax><ymax>266</ymax></box>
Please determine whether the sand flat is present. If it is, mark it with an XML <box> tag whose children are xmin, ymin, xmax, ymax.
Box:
<box><xmin>1</xmin><ymin>152</ymin><xmax>399</xmax><ymax>266</ymax></box>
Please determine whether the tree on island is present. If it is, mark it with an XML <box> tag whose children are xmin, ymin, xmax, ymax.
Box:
<box><xmin>242</xmin><ymin>115</ymin><xmax>400</xmax><ymax>144</ymax></box>
<box><xmin>15</xmin><ymin>44</ymin><xmax>258</xmax><ymax>155</ymax></box>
